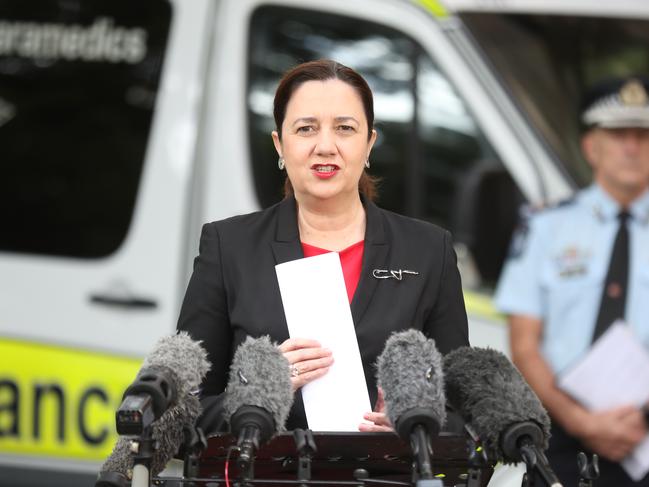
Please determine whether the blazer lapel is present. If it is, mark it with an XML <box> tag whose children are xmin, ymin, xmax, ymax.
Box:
<box><xmin>270</xmin><ymin>196</ymin><xmax>389</xmax><ymax>325</ymax></box>
<box><xmin>351</xmin><ymin>199</ymin><xmax>389</xmax><ymax>324</ymax></box>
<box><xmin>270</xmin><ymin>197</ymin><xmax>303</xmax><ymax>264</ymax></box>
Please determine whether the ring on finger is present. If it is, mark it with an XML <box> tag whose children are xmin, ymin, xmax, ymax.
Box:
<box><xmin>290</xmin><ymin>364</ymin><xmax>301</xmax><ymax>378</ymax></box>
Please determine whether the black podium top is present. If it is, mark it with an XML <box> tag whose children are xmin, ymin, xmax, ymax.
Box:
<box><xmin>196</xmin><ymin>431</ymin><xmax>494</xmax><ymax>487</ymax></box>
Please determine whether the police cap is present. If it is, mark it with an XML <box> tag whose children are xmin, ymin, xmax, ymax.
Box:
<box><xmin>581</xmin><ymin>75</ymin><xmax>649</xmax><ymax>129</ymax></box>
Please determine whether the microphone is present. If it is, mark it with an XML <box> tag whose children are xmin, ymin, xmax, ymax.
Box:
<box><xmin>377</xmin><ymin>329</ymin><xmax>446</xmax><ymax>483</ymax></box>
<box><xmin>115</xmin><ymin>366</ymin><xmax>176</xmax><ymax>437</ymax></box>
<box><xmin>97</xmin><ymin>395</ymin><xmax>202</xmax><ymax>484</ymax></box>
<box><xmin>96</xmin><ymin>332</ymin><xmax>210</xmax><ymax>486</ymax></box>
<box><xmin>222</xmin><ymin>335</ymin><xmax>294</xmax><ymax>476</ymax></box>
<box><xmin>444</xmin><ymin>347</ymin><xmax>562</xmax><ymax>487</ymax></box>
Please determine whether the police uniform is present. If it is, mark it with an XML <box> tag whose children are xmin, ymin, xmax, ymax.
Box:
<box><xmin>495</xmin><ymin>185</ymin><xmax>649</xmax><ymax>374</ymax></box>
<box><xmin>495</xmin><ymin>76</ymin><xmax>649</xmax><ymax>487</ymax></box>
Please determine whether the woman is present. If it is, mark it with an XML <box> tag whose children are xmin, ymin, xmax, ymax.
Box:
<box><xmin>177</xmin><ymin>59</ymin><xmax>469</xmax><ymax>432</ymax></box>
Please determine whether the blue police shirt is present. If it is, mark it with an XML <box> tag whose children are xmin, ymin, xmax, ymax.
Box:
<box><xmin>494</xmin><ymin>184</ymin><xmax>649</xmax><ymax>374</ymax></box>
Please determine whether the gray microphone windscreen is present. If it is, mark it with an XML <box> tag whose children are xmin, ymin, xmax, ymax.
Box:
<box><xmin>100</xmin><ymin>394</ymin><xmax>202</xmax><ymax>477</ymax></box>
<box><xmin>99</xmin><ymin>333</ymin><xmax>210</xmax><ymax>479</ymax></box>
<box><xmin>222</xmin><ymin>336</ymin><xmax>293</xmax><ymax>432</ymax></box>
<box><xmin>150</xmin><ymin>393</ymin><xmax>202</xmax><ymax>475</ymax></box>
<box><xmin>99</xmin><ymin>437</ymin><xmax>132</xmax><ymax>481</ymax></box>
<box><xmin>142</xmin><ymin>331</ymin><xmax>211</xmax><ymax>397</ymax></box>
<box><xmin>376</xmin><ymin>329</ymin><xmax>446</xmax><ymax>434</ymax></box>
<box><xmin>444</xmin><ymin>347</ymin><xmax>550</xmax><ymax>463</ymax></box>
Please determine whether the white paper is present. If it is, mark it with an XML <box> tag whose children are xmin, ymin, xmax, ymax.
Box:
<box><xmin>558</xmin><ymin>322</ymin><xmax>649</xmax><ymax>480</ymax></box>
<box><xmin>275</xmin><ymin>252</ymin><xmax>372</xmax><ymax>431</ymax></box>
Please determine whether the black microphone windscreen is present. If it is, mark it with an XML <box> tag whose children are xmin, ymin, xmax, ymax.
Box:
<box><xmin>376</xmin><ymin>329</ymin><xmax>446</xmax><ymax>437</ymax></box>
<box><xmin>222</xmin><ymin>336</ymin><xmax>293</xmax><ymax>432</ymax></box>
<box><xmin>443</xmin><ymin>347</ymin><xmax>550</xmax><ymax>463</ymax></box>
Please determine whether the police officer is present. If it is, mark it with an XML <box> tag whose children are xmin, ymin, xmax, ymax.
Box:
<box><xmin>495</xmin><ymin>76</ymin><xmax>649</xmax><ymax>487</ymax></box>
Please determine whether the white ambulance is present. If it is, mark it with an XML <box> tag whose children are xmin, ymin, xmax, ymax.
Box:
<box><xmin>0</xmin><ymin>0</ymin><xmax>647</xmax><ymax>485</ymax></box>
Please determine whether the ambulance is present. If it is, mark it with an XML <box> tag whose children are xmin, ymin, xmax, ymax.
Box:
<box><xmin>1</xmin><ymin>0</ymin><xmax>647</xmax><ymax>485</ymax></box>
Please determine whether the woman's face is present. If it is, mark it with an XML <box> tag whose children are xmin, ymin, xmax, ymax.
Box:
<box><xmin>272</xmin><ymin>79</ymin><xmax>376</xmax><ymax>204</ymax></box>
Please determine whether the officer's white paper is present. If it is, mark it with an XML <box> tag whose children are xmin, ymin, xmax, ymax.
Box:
<box><xmin>275</xmin><ymin>252</ymin><xmax>371</xmax><ymax>431</ymax></box>
<box><xmin>558</xmin><ymin>322</ymin><xmax>649</xmax><ymax>480</ymax></box>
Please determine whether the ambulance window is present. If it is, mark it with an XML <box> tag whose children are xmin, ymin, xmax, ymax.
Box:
<box><xmin>0</xmin><ymin>0</ymin><xmax>172</xmax><ymax>258</ymax></box>
<box><xmin>462</xmin><ymin>14</ymin><xmax>649</xmax><ymax>188</ymax></box>
<box><xmin>247</xmin><ymin>6</ymin><xmax>518</xmax><ymax>288</ymax></box>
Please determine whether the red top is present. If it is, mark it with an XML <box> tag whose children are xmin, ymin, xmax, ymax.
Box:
<box><xmin>301</xmin><ymin>240</ymin><xmax>365</xmax><ymax>304</ymax></box>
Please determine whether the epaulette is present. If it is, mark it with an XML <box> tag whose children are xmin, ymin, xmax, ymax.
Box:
<box><xmin>554</xmin><ymin>195</ymin><xmax>577</xmax><ymax>208</ymax></box>
<box><xmin>529</xmin><ymin>196</ymin><xmax>577</xmax><ymax>215</ymax></box>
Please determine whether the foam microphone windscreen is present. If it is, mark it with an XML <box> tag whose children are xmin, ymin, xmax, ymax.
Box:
<box><xmin>376</xmin><ymin>329</ymin><xmax>446</xmax><ymax>437</ymax></box>
<box><xmin>222</xmin><ymin>335</ymin><xmax>293</xmax><ymax>432</ymax></box>
<box><xmin>443</xmin><ymin>347</ymin><xmax>550</xmax><ymax>463</ymax></box>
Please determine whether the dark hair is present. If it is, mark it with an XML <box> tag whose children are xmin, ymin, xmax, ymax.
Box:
<box><xmin>273</xmin><ymin>59</ymin><xmax>378</xmax><ymax>201</ymax></box>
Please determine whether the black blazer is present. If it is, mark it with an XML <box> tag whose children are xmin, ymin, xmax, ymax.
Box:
<box><xmin>177</xmin><ymin>196</ymin><xmax>469</xmax><ymax>429</ymax></box>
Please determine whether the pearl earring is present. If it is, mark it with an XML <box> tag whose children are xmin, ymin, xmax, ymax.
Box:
<box><xmin>278</xmin><ymin>157</ymin><xmax>285</xmax><ymax>170</ymax></box>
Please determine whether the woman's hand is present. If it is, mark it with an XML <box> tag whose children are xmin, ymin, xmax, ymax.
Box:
<box><xmin>279</xmin><ymin>337</ymin><xmax>333</xmax><ymax>391</ymax></box>
<box><xmin>359</xmin><ymin>387</ymin><xmax>394</xmax><ymax>432</ymax></box>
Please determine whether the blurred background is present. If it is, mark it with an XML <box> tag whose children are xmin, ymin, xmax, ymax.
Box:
<box><xmin>1</xmin><ymin>0</ymin><xmax>648</xmax><ymax>485</ymax></box>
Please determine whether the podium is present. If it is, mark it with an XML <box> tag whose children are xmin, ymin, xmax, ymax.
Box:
<box><xmin>189</xmin><ymin>431</ymin><xmax>494</xmax><ymax>486</ymax></box>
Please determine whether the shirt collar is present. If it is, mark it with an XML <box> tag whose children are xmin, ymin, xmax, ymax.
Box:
<box><xmin>582</xmin><ymin>183</ymin><xmax>649</xmax><ymax>224</ymax></box>
<box><xmin>630</xmin><ymin>188</ymin><xmax>649</xmax><ymax>224</ymax></box>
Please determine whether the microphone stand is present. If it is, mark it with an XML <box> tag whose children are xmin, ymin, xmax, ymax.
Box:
<box><xmin>408</xmin><ymin>424</ymin><xmax>443</xmax><ymax>487</ymax></box>
<box><xmin>130</xmin><ymin>427</ymin><xmax>155</xmax><ymax>487</ymax></box>
<box><xmin>577</xmin><ymin>452</ymin><xmax>599</xmax><ymax>487</ymax></box>
<box><xmin>230</xmin><ymin>405</ymin><xmax>275</xmax><ymax>484</ymax></box>
<box><xmin>293</xmin><ymin>429</ymin><xmax>317</xmax><ymax>487</ymax></box>
<box><xmin>182</xmin><ymin>425</ymin><xmax>208</xmax><ymax>487</ymax></box>
<box><xmin>500</xmin><ymin>422</ymin><xmax>562</xmax><ymax>487</ymax></box>
<box><xmin>237</xmin><ymin>423</ymin><xmax>259</xmax><ymax>483</ymax></box>
<box><xmin>465</xmin><ymin>438</ymin><xmax>488</xmax><ymax>487</ymax></box>
<box><xmin>411</xmin><ymin>425</ymin><xmax>433</xmax><ymax>479</ymax></box>
<box><xmin>518</xmin><ymin>441</ymin><xmax>561</xmax><ymax>487</ymax></box>
<box><xmin>395</xmin><ymin>408</ymin><xmax>443</xmax><ymax>487</ymax></box>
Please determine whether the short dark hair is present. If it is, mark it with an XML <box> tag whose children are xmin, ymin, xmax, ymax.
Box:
<box><xmin>273</xmin><ymin>59</ymin><xmax>378</xmax><ymax>201</ymax></box>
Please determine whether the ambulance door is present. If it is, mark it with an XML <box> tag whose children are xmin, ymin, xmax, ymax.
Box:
<box><xmin>0</xmin><ymin>0</ymin><xmax>213</xmax><ymax>479</ymax></box>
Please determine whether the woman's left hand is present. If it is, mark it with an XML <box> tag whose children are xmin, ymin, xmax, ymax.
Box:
<box><xmin>358</xmin><ymin>387</ymin><xmax>394</xmax><ymax>432</ymax></box>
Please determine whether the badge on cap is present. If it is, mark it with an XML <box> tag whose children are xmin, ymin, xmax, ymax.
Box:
<box><xmin>581</xmin><ymin>76</ymin><xmax>649</xmax><ymax>128</ymax></box>
<box><xmin>620</xmin><ymin>79</ymin><xmax>648</xmax><ymax>106</ymax></box>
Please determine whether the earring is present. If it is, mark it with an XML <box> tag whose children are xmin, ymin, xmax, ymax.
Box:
<box><xmin>278</xmin><ymin>157</ymin><xmax>285</xmax><ymax>170</ymax></box>
<box><xmin>365</xmin><ymin>159</ymin><xmax>370</xmax><ymax>169</ymax></box>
